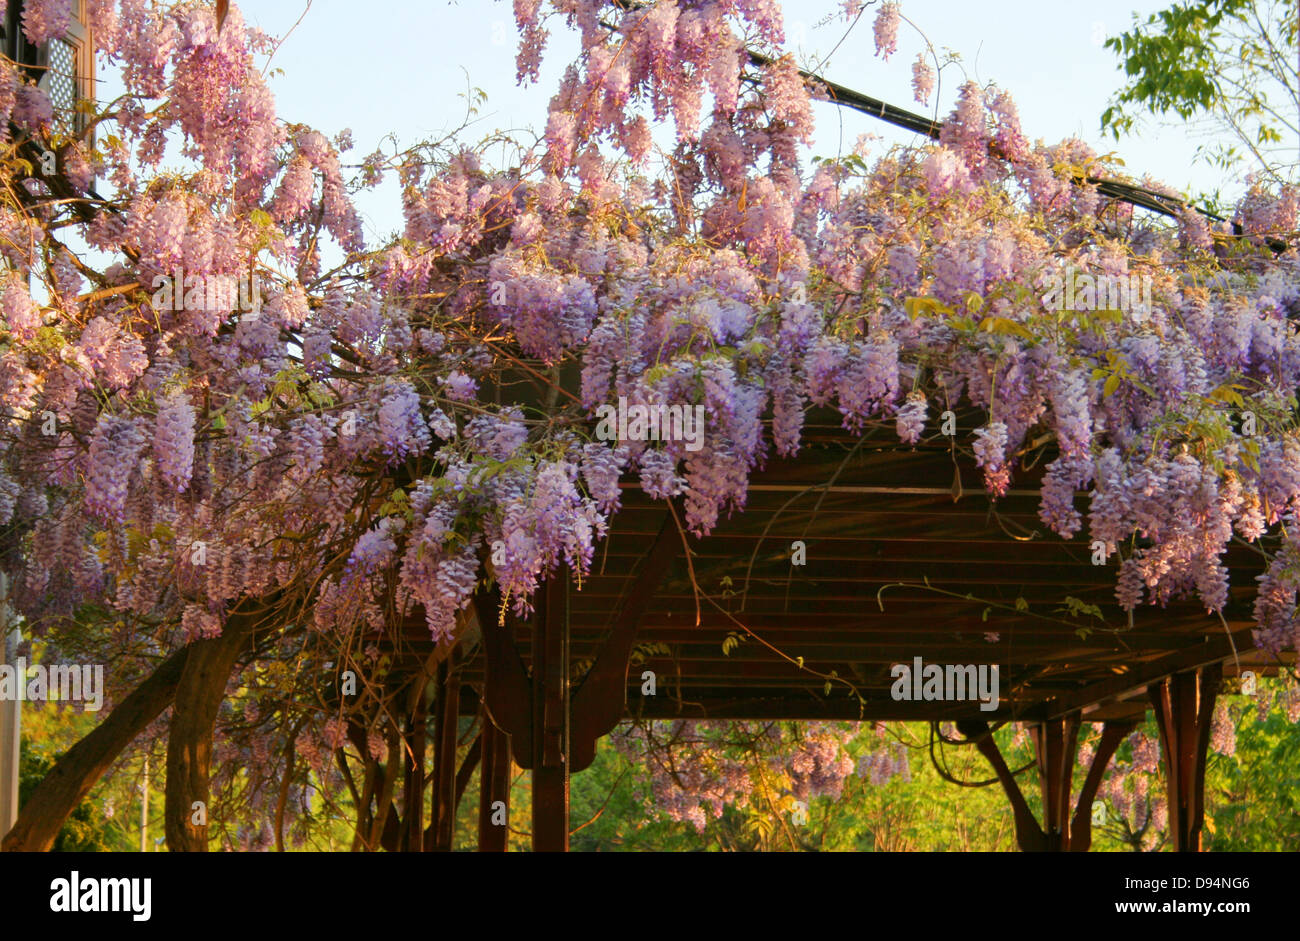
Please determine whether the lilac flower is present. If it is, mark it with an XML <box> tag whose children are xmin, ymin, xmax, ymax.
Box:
<box><xmin>85</xmin><ymin>415</ymin><xmax>148</xmax><ymax>522</ymax></box>
<box><xmin>376</xmin><ymin>380</ymin><xmax>431</xmax><ymax>461</ymax></box>
<box><xmin>154</xmin><ymin>392</ymin><xmax>196</xmax><ymax>492</ymax></box>
<box><xmin>872</xmin><ymin>2</ymin><xmax>901</xmax><ymax>60</ymax></box>
<box><xmin>1209</xmin><ymin>701</ymin><xmax>1236</xmax><ymax>756</ymax></box>
<box><xmin>443</xmin><ymin>371</ymin><xmax>478</xmax><ymax>402</ymax></box>
<box><xmin>895</xmin><ymin>392</ymin><xmax>927</xmax><ymax>446</ymax></box>
<box><xmin>638</xmin><ymin>448</ymin><xmax>685</xmax><ymax>499</ymax></box>
<box><xmin>465</xmin><ymin>409</ymin><xmax>529</xmax><ymax>461</ymax></box>
<box><xmin>804</xmin><ymin>336</ymin><xmax>847</xmax><ymax>407</ymax></box>
<box><xmin>972</xmin><ymin>421</ymin><xmax>1008</xmax><ymax>471</ymax></box>
<box><xmin>345</xmin><ymin>518</ymin><xmax>404</xmax><ymax>585</ymax></box>
<box><xmin>2</xmin><ymin>278</ymin><xmax>42</xmax><ymax>341</ymax></box>
<box><xmin>911</xmin><ymin>54</ymin><xmax>935</xmax><ymax>105</ymax></box>
<box><xmin>22</xmin><ymin>0</ymin><xmax>72</xmax><ymax>46</ymax></box>
<box><xmin>836</xmin><ymin>336</ymin><xmax>900</xmax><ymax>431</ymax></box>
<box><xmin>271</xmin><ymin>156</ymin><xmax>315</xmax><ymax>223</ymax></box>
<box><xmin>582</xmin><ymin>442</ymin><xmax>628</xmax><ymax>511</ymax></box>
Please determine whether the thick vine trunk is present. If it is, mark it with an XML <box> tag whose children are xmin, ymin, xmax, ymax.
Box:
<box><xmin>1</xmin><ymin>648</ymin><xmax>188</xmax><ymax>851</ymax></box>
<box><xmin>164</xmin><ymin>612</ymin><xmax>260</xmax><ymax>851</ymax></box>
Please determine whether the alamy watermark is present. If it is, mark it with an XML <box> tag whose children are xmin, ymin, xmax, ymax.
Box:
<box><xmin>1040</xmin><ymin>265</ymin><xmax>1152</xmax><ymax>319</ymax></box>
<box><xmin>152</xmin><ymin>268</ymin><xmax>262</xmax><ymax>317</ymax></box>
<box><xmin>594</xmin><ymin>396</ymin><xmax>705</xmax><ymax>452</ymax></box>
<box><xmin>0</xmin><ymin>659</ymin><xmax>104</xmax><ymax>711</ymax></box>
<box><xmin>890</xmin><ymin>656</ymin><xmax>1000</xmax><ymax>712</ymax></box>
<box><xmin>50</xmin><ymin>872</ymin><xmax>151</xmax><ymax>922</ymax></box>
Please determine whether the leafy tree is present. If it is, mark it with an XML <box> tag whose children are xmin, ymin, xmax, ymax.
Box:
<box><xmin>1102</xmin><ymin>0</ymin><xmax>1299</xmax><ymax>184</ymax></box>
<box><xmin>19</xmin><ymin>739</ymin><xmax>120</xmax><ymax>851</ymax></box>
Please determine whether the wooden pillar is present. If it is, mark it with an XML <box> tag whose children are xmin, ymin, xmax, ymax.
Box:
<box><xmin>960</xmin><ymin>716</ymin><xmax>1134</xmax><ymax>852</ymax></box>
<box><xmin>569</xmin><ymin>516</ymin><xmax>680</xmax><ymax>771</ymax></box>
<box><xmin>958</xmin><ymin>719</ymin><xmax>1048</xmax><ymax>851</ymax></box>
<box><xmin>530</xmin><ymin>575</ymin><xmax>569</xmax><ymax>852</ymax></box>
<box><xmin>468</xmin><ymin>515</ymin><xmax>678</xmax><ymax>849</ymax></box>
<box><xmin>401</xmin><ymin>680</ymin><xmax>428</xmax><ymax>852</ymax></box>
<box><xmin>1069</xmin><ymin>720</ymin><xmax>1136</xmax><ymax>852</ymax></box>
<box><xmin>478</xmin><ymin>715</ymin><xmax>511</xmax><ymax>852</ymax></box>
<box><xmin>429</xmin><ymin>662</ymin><xmax>461</xmax><ymax>851</ymax></box>
<box><xmin>1029</xmin><ymin>716</ymin><xmax>1079</xmax><ymax>851</ymax></box>
<box><xmin>1148</xmin><ymin>664</ymin><xmax>1220</xmax><ymax>852</ymax></box>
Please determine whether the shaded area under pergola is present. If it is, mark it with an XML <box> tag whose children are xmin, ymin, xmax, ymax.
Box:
<box><xmin>377</xmin><ymin>407</ymin><xmax>1289</xmax><ymax>853</ymax></box>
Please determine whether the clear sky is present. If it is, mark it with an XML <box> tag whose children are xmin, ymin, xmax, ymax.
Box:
<box><xmin>222</xmin><ymin>0</ymin><xmax>1233</xmax><ymax>245</ymax></box>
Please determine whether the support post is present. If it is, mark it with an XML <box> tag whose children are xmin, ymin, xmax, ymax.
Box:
<box><xmin>428</xmin><ymin>663</ymin><xmax>461</xmax><ymax>851</ymax></box>
<box><xmin>1148</xmin><ymin>664</ymin><xmax>1220</xmax><ymax>852</ymax></box>
<box><xmin>473</xmin><ymin>592</ymin><xmax>531</xmax><ymax>764</ymax></box>
<box><xmin>530</xmin><ymin>574</ymin><xmax>569</xmax><ymax>852</ymax></box>
<box><xmin>570</xmin><ymin>516</ymin><xmax>679</xmax><ymax>771</ymax></box>
<box><xmin>0</xmin><ymin>573</ymin><xmax>19</xmax><ymax>842</ymax></box>
<box><xmin>1069</xmin><ymin>720</ymin><xmax>1136</xmax><ymax>852</ymax></box>
<box><xmin>957</xmin><ymin>719</ymin><xmax>1047</xmax><ymax>852</ymax></box>
<box><xmin>401</xmin><ymin>679</ymin><xmax>428</xmax><ymax>852</ymax></box>
<box><xmin>1029</xmin><ymin>716</ymin><xmax>1080</xmax><ymax>851</ymax></box>
<box><xmin>960</xmin><ymin>716</ymin><xmax>1133</xmax><ymax>852</ymax></box>
<box><xmin>478</xmin><ymin>714</ymin><xmax>511</xmax><ymax>852</ymax></box>
<box><xmin>139</xmin><ymin>755</ymin><xmax>149</xmax><ymax>853</ymax></box>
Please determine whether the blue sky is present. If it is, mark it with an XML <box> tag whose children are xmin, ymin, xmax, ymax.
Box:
<box><xmin>226</xmin><ymin>0</ymin><xmax>1230</xmax><ymax>244</ymax></box>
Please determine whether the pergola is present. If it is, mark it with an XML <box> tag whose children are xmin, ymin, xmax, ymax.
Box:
<box><xmin>353</xmin><ymin>27</ymin><xmax>1298</xmax><ymax>854</ymax></box>
<box><xmin>376</xmin><ymin>402</ymin><xmax>1285</xmax><ymax>853</ymax></box>
<box><xmin>0</xmin><ymin>0</ymin><xmax>1291</xmax><ymax>861</ymax></box>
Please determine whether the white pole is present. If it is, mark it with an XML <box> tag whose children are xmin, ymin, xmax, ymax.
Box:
<box><xmin>0</xmin><ymin>572</ymin><xmax>20</xmax><ymax>843</ymax></box>
<box><xmin>139</xmin><ymin>755</ymin><xmax>149</xmax><ymax>852</ymax></box>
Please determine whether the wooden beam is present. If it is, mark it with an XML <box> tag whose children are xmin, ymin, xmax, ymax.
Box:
<box><xmin>1046</xmin><ymin>626</ymin><xmax>1253</xmax><ymax>718</ymax></box>
<box><xmin>473</xmin><ymin>590</ymin><xmax>532</xmax><ymax>762</ymax></box>
<box><xmin>1149</xmin><ymin>665</ymin><xmax>1220</xmax><ymax>852</ymax></box>
<box><xmin>570</xmin><ymin>515</ymin><xmax>681</xmax><ymax>772</ymax></box>
<box><xmin>428</xmin><ymin>663</ymin><xmax>461</xmax><ymax>851</ymax></box>
<box><xmin>530</xmin><ymin>576</ymin><xmax>570</xmax><ymax>852</ymax></box>
<box><xmin>1070</xmin><ymin>720</ymin><xmax>1137</xmax><ymax>852</ymax></box>
<box><xmin>478</xmin><ymin>716</ymin><xmax>511</xmax><ymax>852</ymax></box>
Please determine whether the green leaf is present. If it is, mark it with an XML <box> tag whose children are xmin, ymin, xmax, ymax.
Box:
<box><xmin>979</xmin><ymin>316</ymin><xmax>1033</xmax><ymax>340</ymax></box>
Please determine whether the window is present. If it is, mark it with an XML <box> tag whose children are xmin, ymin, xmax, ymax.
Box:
<box><xmin>4</xmin><ymin>0</ymin><xmax>97</xmax><ymax>140</ymax></box>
